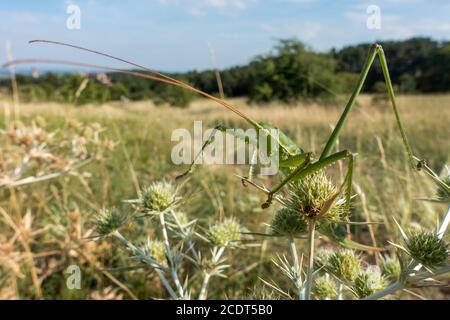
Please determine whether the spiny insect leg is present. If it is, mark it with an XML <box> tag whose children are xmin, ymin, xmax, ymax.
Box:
<box><xmin>262</xmin><ymin>150</ymin><xmax>349</xmax><ymax>209</ymax></box>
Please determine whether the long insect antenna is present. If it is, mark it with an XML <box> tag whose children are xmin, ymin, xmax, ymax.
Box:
<box><xmin>30</xmin><ymin>40</ymin><xmax>189</xmax><ymax>88</ymax></box>
<box><xmin>28</xmin><ymin>40</ymin><xmax>258</xmax><ymax>127</ymax></box>
<box><xmin>3</xmin><ymin>59</ymin><xmax>182</xmax><ymax>87</ymax></box>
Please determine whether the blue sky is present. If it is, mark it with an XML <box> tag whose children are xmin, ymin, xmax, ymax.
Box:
<box><xmin>1</xmin><ymin>0</ymin><xmax>449</xmax><ymax>72</ymax></box>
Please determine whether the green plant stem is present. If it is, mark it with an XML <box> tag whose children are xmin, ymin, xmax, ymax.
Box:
<box><xmin>159</xmin><ymin>212</ymin><xmax>185</xmax><ymax>298</ymax></box>
<box><xmin>305</xmin><ymin>220</ymin><xmax>316</xmax><ymax>300</ymax></box>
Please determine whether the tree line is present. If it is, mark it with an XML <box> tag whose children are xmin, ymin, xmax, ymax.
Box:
<box><xmin>2</xmin><ymin>37</ymin><xmax>449</xmax><ymax>107</ymax></box>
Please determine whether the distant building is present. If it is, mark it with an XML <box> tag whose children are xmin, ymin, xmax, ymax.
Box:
<box><xmin>31</xmin><ymin>68</ymin><xmax>40</xmax><ymax>79</ymax></box>
<box><xmin>95</xmin><ymin>73</ymin><xmax>112</xmax><ymax>86</ymax></box>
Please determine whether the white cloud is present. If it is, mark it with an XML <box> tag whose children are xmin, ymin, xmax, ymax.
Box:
<box><xmin>344</xmin><ymin>10</ymin><xmax>416</xmax><ymax>38</ymax></box>
<box><xmin>261</xmin><ymin>21</ymin><xmax>323</xmax><ymax>42</ymax></box>
<box><xmin>284</xmin><ymin>0</ymin><xmax>318</xmax><ymax>3</ymax></box>
<box><xmin>159</xmin><ymin>0</ymin><xmax>256</xmax><ymax>16</ymax></box>
<box><xmin>344</xmin><ymin>7</ymin><xmax>450</xmax><ymax>40</ymax></box>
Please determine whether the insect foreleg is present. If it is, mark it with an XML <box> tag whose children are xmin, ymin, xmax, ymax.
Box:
<box><xmin>176</xmin><ymin>124</ymin><xmax>261</xmax><ymax>181</ymax></box>
<box><xmin>176</xmin><ymin>124</ymin><xmax>228</xmax><ymax>180</ymax></box>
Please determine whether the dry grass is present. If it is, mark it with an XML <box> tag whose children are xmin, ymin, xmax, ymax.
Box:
<box><xmin>0</xmin><ymin>94</ymin><xmax>449</xmax><ymax>299</ymax></box>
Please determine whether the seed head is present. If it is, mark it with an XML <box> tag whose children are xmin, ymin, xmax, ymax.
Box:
<box><xmin>380</xmin><ymin>255</ymin><xmax>401</xmax><ymax>282</ymax></box>
<box><xmin>315</xmin><ymin>248</ymin><xmax>334</xmax><ymax>267</ymax></box>
<box><xmin>405</xmin><ymin>232</ymin><xmax>448</xmax><ymax>268</ymax></box>
<box><xmin>285</xmin><ymin>172</ymin><xmax>343</xmax><ymax>221</ymax></box>
<box><xmin>95</xmin><ymin>208</ymin><xmax>127</xmax><ymax>236</ymax></box>
<box><xmin>270</xmin><ymin>207</ymin><xmax>308</xmax><ymax>237</ymax></box>
<box><xmin>353</xmin><ymin>266</ymin><xmax>387</xmax><ymax>298</ymax></box>
<box><xmin>313</xmin><ymin>275</ymin><xmax>338</xmax><ymax>300</ymax></box>
<box><xmin>326</xmin><ymin>249</ymin><xmax>361</xmax><ymax>282</ymax></box>
<box><xmin>140</xmin><ymin>181</ymin><xmax>176</xmax><ymax>213</ymax></box>
<box><xmin>143</xmin><ymin>239</ymin><xmax>167</xmax><ymax>265</ymax></box>
<box><xmin>207</xmin><ymin>218</ymin><xmax>242</xmax><ymax>247</ymax></box>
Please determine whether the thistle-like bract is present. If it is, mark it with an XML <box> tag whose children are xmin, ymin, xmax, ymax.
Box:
<box><xmin>405</xmin><ymin>232</ymin><xmax>449</xmax><ymax>268</ymax></box>
<box><xmin>171</xmin><ymin>210</ymin><xmax>189</xmax><ymax>227</ymax></box>
<box><xmin>436</xmin><ymin>175</ymin><xmax>450</xmax><ymax>202</ymax></box>
<box><xmin>353</xmin><ymin>266</ymin><xmax>387</xmax><ymax>298</ymax></box>
<box><xmin>312</xmin><ymin>275</ymin><xmax>338</xmax><ymax>300</ymax></box>
<box><xmin>95</xmin><ymin>208</ymin><xmax>127</xmax><ymax>236</ymax></box>
<box><xmin>380</xmin><ymin>255</ymin><xmax>401</xmax><ymax>282</ymax></box>
<box><xmin>285</xmin><ymin>172</ymin><xmax>343</xmax><ymax>221</ymax></box>
<box><xmin>326</xmin><ymin>249</ymin><xmax>361</xmax><ymax>282</ymax></box>
<box><xmin>207</xmin><ymin>218</ymin><xmax>242</xmax><ymax>247</ymax></box>
<box><xmin>140</xmin><ymin>181</ymin><xmax>176</xmax><ymax>212</ymax></box>
<box><xmin>270</xmin><ymin>207</ymin><xmax>308</xmax><ymax>236</ymax></box>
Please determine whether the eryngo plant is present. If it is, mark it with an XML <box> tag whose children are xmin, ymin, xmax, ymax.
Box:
<box><xmin>404</xmin><ymin>232</ymin><xmax>448</xmax><ymax>269</ymax></box>
<box><xmin>380</xmin><ymin>255</ymin><xmax>401</xmax><ymax>282</ymax></box>
<box><xmin>270</xmin><ymin>208</ymin><xmax>308</xmax><ymax>237</ymax></box>
<box><xmin>95</xmin><ymin>208</ymin><xmax>129</xmax><ymax>237</ymax></box>
<box><xmin>312</xmin><ymin>275</ymin><xmax>338</xmax><ymax>300</ymax></box>
<box><xmin>353</xmin><ymin>266</ymin><xmax>387</xmax><ymax>299</ymax></box>
<box><xmin>321</xmin><ymin>249</ymin><xmax>361</xmax><ymax>282</ymax></box>
<box><xmin>0</xmin><ymin>118</ymin><xmax>114</xmax><ymax>189</ymax></box>
<box><xmin>94</xmin><ymin>180</ymin><xmax>245</xmax><ymax>300</ymax></box>
<box><xmin>436</xmin><ymin>174</ymin><xmax>450</xmax><ymax>202</ymax></box>
<box><xmin>139</xmin><ymin>181</ymin><xmax>176</xmax><ymax>213</ymax></box>
<box><xmin>285</xmin><ymin>172</ymin><xmax>344</xmax><ymax>222</ymax></box>
<box><xmin>207</xmin><ymin>218</ymin><xmax>243</xmax><ymax>247</ymax></box>
<box><xmin>16</xmin><ymin>40</ymin><xmax>449</xmax><ymax>300</ymax></box>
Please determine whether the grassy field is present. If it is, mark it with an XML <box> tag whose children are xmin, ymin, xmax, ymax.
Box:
<box><xmin>0</xmin><ymin>94</ymin><xmax>449</xmax><ymax>299</ymax></box>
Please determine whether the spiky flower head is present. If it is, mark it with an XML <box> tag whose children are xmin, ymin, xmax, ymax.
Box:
<box><xmin>139</xmin><ymin>181</ymin><xmax>176</xmax><ymax>213</ymax></box>
<box><xmin>436</xmin><ymin>175</ymin><xmax>450</xmax><ymax>202</ymax></box>
<box><xmin>313</xmin><ymin>275</ymin><xmax>338</xmax><ymax>300</ymax></box>
<box><xmin>143</xmin><ymin>239</ymin><xmax>167</xmax><ymax>265</ymax></box>
<box><xmin>315</xmin><ymin>248</ymin><xmax>334</xmax><ymax>267</ymax></box>
<box><xmin>95</xmin><ymin>208</ymin><xmax>127</xmax><ymax>236</ymax></box>
<box><xmin>326</xmin><ymin>249</ymin><xmax>361</xmax><ymax>282</ymax></box>
<box><xmin>244</xmin><ymin>285</ymin><xmax>283</xmax><ymax>300</ymax></box>
<box><xmin>285</xmin><ymin>172</ymin><xmax>343</xmax><ymax>221</ymax></box>
<box><xmin>405</xmin><ymin>232</ymin><xmax>448</xmax><ymax>268</ymax></box>
<box><xmin>353</xmin><ymin>266</ymin><xmax>387</xmax><ymax>298</ymax></box>
<box><xmin>380</xmin><ymin>255</ymin><xmax>401</xmax><ymax>282</ymax></box>
<box><xmin>207</xmin><ymin>218</ymin><xmax>243</xmax><ymax>247</ymax></box>
<box><xmin>270</xmin><ymin>208</ymin><xmax>308</xmax><ymax>237</ymax></box>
